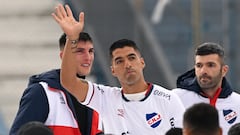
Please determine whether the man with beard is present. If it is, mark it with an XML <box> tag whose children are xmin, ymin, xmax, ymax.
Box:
<box><xmin>173</xmin><ymin>42</ymin><xmax>240</xmax><ymax>135</ymax></box>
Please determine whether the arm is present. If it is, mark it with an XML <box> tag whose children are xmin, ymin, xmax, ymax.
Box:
<box><xmin>52</xmin><ymin>4</ymin><xmax>88</xmax><ymax>102</ymax></box>
<box><xmin>10</xmin><ymin>84</ymin><xmax>49</xmax><ymax>135</ymax></box>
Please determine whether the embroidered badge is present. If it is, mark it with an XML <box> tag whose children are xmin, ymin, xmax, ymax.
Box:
<box><xmin>146</xmin><ymin>112</ymin><xmax>162</xmax><ymax>128</ymax></box>
<box><xmin>223</xmin><ymin>109</ymin><xmax>237</xmax><ymax>124</ymax></box>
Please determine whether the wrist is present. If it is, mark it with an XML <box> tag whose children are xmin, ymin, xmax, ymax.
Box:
<box><xmin>66</xmin><ymin>35</ymin><xmax>79</xmax><ymax>41</ymax></box>
<box><xmin>66</xmin><ymin>36</ymin><xmax>79</xmax><ymax>45</ymax></box>
<box><xmin>69</xmin><ymin>39</ymin><xmax>79</xmax><ymax>45</ymax></box>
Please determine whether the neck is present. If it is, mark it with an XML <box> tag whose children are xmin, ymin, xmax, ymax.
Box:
<box><xmin>202</xmin><ymin>87</ymin><xmax>221</xmax><ymax>98</ymax></box>
<box><xmin>203</xmin><ymin>89</ymin><xmax>217</xmax><ymax>98</ymax></box>
<box><xmin>122</xmin><ymin>80</ymin><xmax>148</xmax><ymax>94</ymax></box>
<box><xmin>202</xmin><ymin>83</ymin><xmax>222</xmax><ymax>98</ymax></box>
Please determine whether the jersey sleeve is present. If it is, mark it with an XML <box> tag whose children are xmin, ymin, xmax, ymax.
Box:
<box><xmin>169</xmin><ymin>92</ymin><xmax>185</xmax><ymax>128</ymax></box>
<box><xmin>9</xmin><ymin>83</ymin><xmax>49</xmax><ymax>135</ymax></box>
<box><xmin>172</xmin><ymin>88</ymin><xmax>186</xmax><ymax>97</ymax></box>
<box><xmin>81</xmin><ymin>81</ymin><xmax>104</xmax><ymax>115</ymax></box>
<box><xmin>82</xmin><ymin>81</ymin><xmax>119</xmax><ymax>117</ymax></box>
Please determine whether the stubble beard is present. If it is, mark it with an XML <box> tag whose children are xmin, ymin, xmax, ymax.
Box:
<box><xmin>198</xmin><ymin>71</ymin><xmax>223</xmax><ymax>91</ymax></box>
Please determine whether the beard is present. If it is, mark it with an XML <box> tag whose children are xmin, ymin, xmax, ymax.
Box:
<box><xmin>197</xmin><ymin>70</ymin><xmax>223</xmax><ymax>91</ymax></box>
<box><xmin>125</xmin><ymin>74</ymin><xmax>138</xmax><ymax>85</ymax></box>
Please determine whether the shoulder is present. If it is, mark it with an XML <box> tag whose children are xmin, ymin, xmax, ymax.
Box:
<box><xmin>20</xmin><ymin>83</ymin><xmax>47</xmax><ymax>103</ymax></box>
<box><xmin>152</xmin><ymin>85</ymin><xmax>185</xmax><ymax>110</ymax></box>
<box><xmin>18</xmin><ymin>83</ymin><xmax>49</xmax><ymax>116</ymax></box>
<box><xmin>172</xmin><ymin>88</ymin><xmax>196</xmax><ymax>96</ymax></box>
<box><xmin>88</xmin><ymin>81</ymin><xmax>121</xmax><ymax>92</ymax></box>
<box><xmin>231</xmin><ymin>91</ymin><xmax>240</xmax><ymax>96</ymax></box>
<box><xmin>228</xmin><ymin>91</ymin><xmax>240</xmax><ymax>101</ymax></box>
<box><xmin>22</xmin><ymin>83</ymin><xmax>46</xmax><ymax>98</ymax></box>
<box><xmin>152</xmin><ymin>84</ymin><xmax>179</xmax><ymax>100</ymax></box>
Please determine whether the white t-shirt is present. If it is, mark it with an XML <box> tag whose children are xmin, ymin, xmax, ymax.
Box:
<box><xmin>82</xmin><ymin>81</ymin><xmax>185</xmax><ymax>135</ymax></box>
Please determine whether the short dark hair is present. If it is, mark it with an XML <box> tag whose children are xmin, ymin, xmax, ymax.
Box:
<box><xmin>17</xmin><ymin>121</ymin><xmax>53</xmax><ymax>135</ymax></box>
<box><xmin>183</xmin><ymin>103</ymin><xmax>220</xmax><ymax>135</ymax></box>
<box><xmin>165</xmin><ymin>128</ymin><xmax>182</xmax><ymax>135</ymax></box>
<box><xmin>59</xmin><ymin>32</ymin><xmax>93</xmax><ymax>50</ymax></box>
<box><xmin>195</xmin><ymin>42</ymin><xmax>225</xmax><ymax>64</ymax></box>
<box><xmin>228</xmin><ymin>123</ymin><xmax>240</xmax><ymax>135</ymax></box>
<box><xmin>109</xmin><ymin>39</ymin><xmax>141</xmax><ymax>59</ymax></box>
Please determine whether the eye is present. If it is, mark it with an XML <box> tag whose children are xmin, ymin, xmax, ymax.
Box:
<box><xmin>89</xmin><ymin>48</ymin><xmax>95</xmax><ymax>54</ymax></box>
<box><xmin>115</xmin><ymin>59</ymin><xmax>123</xmax><ymax>64</ymax></box>
<box><xmin>207</xmin><ymin>62</ymin><xmax>215</xmax><ymax>67</ymax></box>
<box><xmin>195</xmin><ymin>63</ymin><xmax>202</xmax><ymax>68</ymax></box>
<box><xmin>75</xmin><ymin>48</ymin><xmax>85</xmax><ymax>54</ymax></box>
<box><xmin>129</xmin><ymin>56</ymin><xmax>136</xmax><ymax>61</ymax></box>
<box><xmin>128</xmin><ymin>54</ymin><xmax>137</xmax><ymax>61</ymax></box>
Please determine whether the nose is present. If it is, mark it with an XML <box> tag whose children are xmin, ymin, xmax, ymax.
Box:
<box><xmin>83</xmin><ymin>52</ymin><xmax>93</xmax><ymax>61</ymax></box>
<box><xmin>199</xmin><ymin>65</ymin><xmax>208</xmax><ymax>74</ymax></box>
<box><xmin>86</xmin><ymin>52</ymin><xmax>91</xmax><ymax>58</ymax></box>
<box><xmin>124</xmin><ymin>60</ymin><xmax>131</xmax><ymax>68</ymax></box>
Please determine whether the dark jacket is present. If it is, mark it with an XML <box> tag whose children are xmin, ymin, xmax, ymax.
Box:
<box><xmin>10</xmin><ymin>69</ymin><xmax>101</xmax><ymax>135</ymax></box>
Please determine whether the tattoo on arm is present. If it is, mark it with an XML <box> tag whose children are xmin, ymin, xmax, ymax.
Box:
<box><xmin>71</xmin><ymin>46</ymin><xmax>78</xmax><ymax>53</ymax></box>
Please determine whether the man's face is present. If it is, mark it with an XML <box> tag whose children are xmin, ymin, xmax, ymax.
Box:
<box><xmin>111</xmin><ymin>46</ymin><xmax>145</xmax><ymax>85</ymax></box>
<box><xmin>195</xmin><ymin>54</ymin><xmax>227</xmax><ymax>91</ymax></box>
<box><xmin>74</xmin><ymin>41</ymin><xmax>94</xmax><ymax>76</ymax></box>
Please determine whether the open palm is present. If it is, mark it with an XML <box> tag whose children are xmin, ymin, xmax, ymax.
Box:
<box><xmin>52</xmin><ymin>4</ymin><xmax>84</xmax><ymax>40</ymax></box>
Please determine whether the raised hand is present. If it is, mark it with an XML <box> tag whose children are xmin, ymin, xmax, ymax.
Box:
<box><xmin>52</xmin><ymin>4</ymin><xmax>84</xmax><ymax>40</ymax></box>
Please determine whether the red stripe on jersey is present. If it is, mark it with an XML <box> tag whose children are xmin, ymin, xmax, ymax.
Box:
<box><xmin>48</xmin><ymin>126</ymin><xmax>81</xmax><ymax>135</ymax></box>
<box><xmin>91</xmin><ymin>111</ymin><xmax>103</xmax><ymax>135</ymax></box>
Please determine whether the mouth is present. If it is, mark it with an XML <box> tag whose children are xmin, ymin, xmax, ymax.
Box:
<box><xmin>126</xmin><ymin>69</ymin><xmax>135</xmax><ymax>75</ymax></box>
<box><xmin>200</xmin><ymin>76</ymin><xmax>211</xmax><ymax>83</ymax></box>
<box><xmin>82</xmin><ymin>63</ymin><xmax>90</xmax><ymax>67</ymax></box>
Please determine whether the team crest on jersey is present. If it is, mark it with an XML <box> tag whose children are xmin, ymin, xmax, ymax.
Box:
<box><xmin>146</xmin><ymin>112</ymin><xmax>162</xmax><ymax>128</ymax></box>
<box><xmin>223</xmin><ymin>109</ymin><xmax>237</xmax><ymax>124</ymax></box>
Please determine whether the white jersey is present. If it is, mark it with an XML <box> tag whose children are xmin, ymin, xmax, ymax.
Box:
<box><xmin>82</xmin><ymin>81</ymin><xmax>185</xmax><ymax>135</ymax></box>
<box><xmin>173</xmin><ymin>88</ymin><xmax>240</xmax><ymax>135</ymax></box>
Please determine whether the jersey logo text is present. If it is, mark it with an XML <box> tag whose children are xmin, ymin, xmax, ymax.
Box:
<box><xmin>153</xmin><ymin>90</ymin><xmax>171</xmax><ymax>100</ymax></box>
<box><xmin>146</xmin><ymin>112</ymin><xmax>162</xmax><ymax>128</ymax></box>
<box><xmin>223</xmin><ymin>109</ymin><xmax>237</xmax><ymax>124</ymax></box>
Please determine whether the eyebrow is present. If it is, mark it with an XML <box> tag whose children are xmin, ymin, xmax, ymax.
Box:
<box><xmin>127</xmin><ymin>53</ymin><xmax>136</xmax><ymax>57</ymax></box>
<box><xmin>75</xmin><ymin>47</ymin><xmax>94</xmax><ymax>51</ymax></box>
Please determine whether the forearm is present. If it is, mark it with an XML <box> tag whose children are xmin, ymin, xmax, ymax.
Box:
<box><xmin>61</xmin><ymin>38</ymin><xmax>80</xmax><ymax>98</ymax></box>
<box><xmin>52</xmin><ymin>4</ymin><xmax>87</xmax><ymax>102</ymax></box>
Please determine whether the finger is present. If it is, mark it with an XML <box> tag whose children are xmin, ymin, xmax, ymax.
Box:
<box><xmin>79</xmin><ymin>12</ymin><xmax>84</xmax><ymax>27</ymax></box>
<box><xmin>55</xmin><ymin>4</ymin><xmax>63</xmax><ymax>20</ymax></box>
<box><xmin>51</xmin><ymin>13</ymin><xmax>61</xmax><ymax>24</ymax></box>
<box><xmin>65</xmin><ymin>5</ymin><xmax>73</xmax><ymax>17</ymax></box>
<box><xmin>59</xmin><ymin>4</ymin><xmax>67</xmax><ymax>18</ymax></box>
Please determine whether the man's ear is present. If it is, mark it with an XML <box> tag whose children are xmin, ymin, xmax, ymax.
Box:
<box><xmin>141</xmin><ymin>57</ymin><xmax>145</xmax><ymax>68</ymax></box>
<box><xmin>183</xmin><ymin>128</ymin><xmax>189</xmax><ymax>135</ymax></box>
<box><xmin>222</xmin><ymin>65</ymin><xmax>229</xmax><ymax>77</ymax></box>
<box><xmin>111</xmin><ymin>66</ymin><xmax>117</xmax><ymax>77</ymax></box>
<box><xmin>218</xmin><ymin>127</ymin><xmax>223</xmax><ymax>135</ymax></box>
<box><xmin>60</xmin><ymin>51</ymin><xmax>63</xmax><ymax>59</ymax></box>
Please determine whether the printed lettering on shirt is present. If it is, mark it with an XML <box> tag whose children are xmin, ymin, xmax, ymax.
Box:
<box><xmin>60</xmin><ymin>96</ymin><xmax>65</xmax><ymax>104</ymax></box>
<box><xmin>169</xmin><ymin>117</ymin><xmax>175</xmax><ymax>128</ymax></box>
<box><xmin>146</xmin><ymin>112</ymin><xmax>162</xmax><ymax>128</ymax></box>
<box><xmin>223</xmin><ymin>109</ymin><xmax>237</xmax><ymax>124</ymax></box>
<box><xmin>117</xmin><ymin>109</ymin><xmax>125</xmax><ymax>117</ymax></box>
<box><xmin>153</xmin><ymin>90</ymin><xmax>171</xmax><ymax>100</ymax></box>
<box><xmin>97</xmin><ymin>85</ymin><xmax>105</xmax><ymax>94</ymax></box>
<box><xmin>121</xmin><ymin>131</ymin><xmax>130</xmax><ymax>135</ymax></box>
